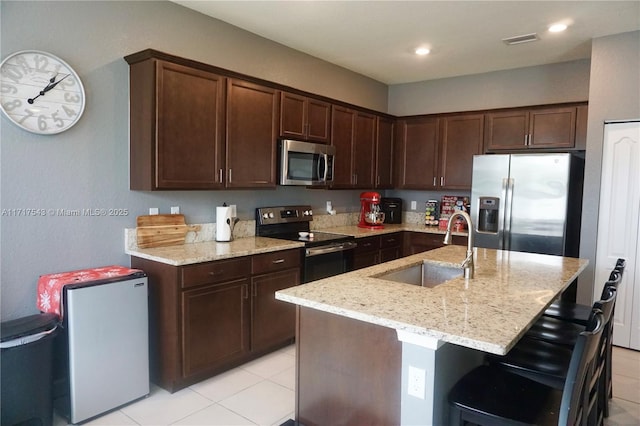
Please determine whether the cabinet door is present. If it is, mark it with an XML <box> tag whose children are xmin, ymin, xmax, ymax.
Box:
<box><xmin>331</xmin><ymin>105</ymin><xmax>356</xmax><ymax>188</ymax></box>
<box><xmin>354</xmin><ymin>111</ymin><xmax>377</xmax><ymax>188</ymax></box>
<box><xmin>395</xmin><ymin>118</ymin><xmax>438</xmax><ymax>189</ymax></box>
<box><xmin>528</xmin><ymin>106</ymin><xmax>576</xmax><ymax>149</ymax></box>
<box><xmin>226</xmin><ymin>79</ymin><xmax>279</xmax><ymax>188</ymax></box>
<box><xmin>280</xmin><ymin>92</ymin><xmax>306</xmax><ymax>140</ymax></box>
<box><xmin>353</xmin><ymin>236</ymin><xmax>381</xmax><ymax>270</ymax></box>
<box><xmin>251</xmin><ymin>268</ymin><xmax>300</xmax><ymax>352</ymax></box>
<box><xmin>439</xmin><ymin>114</ymin><xmax>484</xmax><ymax>190</ymax></box>
<box><xmin>155</xmin><ymin>61</ymin><xmax>226</xmax><ymax>189</ymax></box>
<box><xmin>306</xmin><ymin>98</ymin><xmax>331</xmax><ymax>143</ymax></box>
<box><xmin>484</xmin><ymin>110</ymin><xmax>528</xmax><ymax>151</ymax></box>
<box><xmin>182</xmin><ymin>278</ymin><xmax>250</xmax><ymax>378</ymax></box>
<box><xmin>280</xmin><ymin>93</ymin><xmax>330</xmax><ymax>143</ymax></box>
<box><xmin>375</xmin><ymin>116</ymin><xmax>394</xmax><ymax>189</ymax></box>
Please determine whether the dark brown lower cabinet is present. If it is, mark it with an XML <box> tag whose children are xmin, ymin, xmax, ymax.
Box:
<box><xmin>182</xmin><ymin>278</ymin><xmax>250</xmax><ymax>378</ymax></box>
<box><xmin>131</xmin><ymin>249</ymin><xmax>300</xmax><ymax>393</ymax></box>
<box><xmin>296</xmin><ymin>307</ymin><xmax>401</xmax><ymax>425</ymax></box>
<box><xmin>403</xmin><ymin>231</ymin><xmax>466</xmax><ymax>256</ymax></box>
<box><xmin>251</xmin><ymin>267</ymin><xmax>300</xmax><ymax>352</ymax></box>
<box><xmin>353</xmin><ymin>232</ymin><xmax>403</xmax><ymax>270</ymax></box>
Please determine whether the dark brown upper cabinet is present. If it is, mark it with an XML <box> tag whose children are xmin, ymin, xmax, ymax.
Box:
<box><xmin>280</xmin><ymin>92</ymin><xmax>331</xmax><ymax>143</ymax></box>
<box><xmin>485</xmin><ymin>105</ymin><xmax>578</xmax><ymax>151</ymax></box>
<box><xmin>226</xmin><ymin>79</ymin><xmax>279</xmax><ymax>188</ymax></box>
<box><xmin>330</xmin><ymin>106</ymin><xmax>376</xmax><ymax>189</ymax></box>
<box><xmin>128</xmin><ymin>59</ymin><xmax>226</xmax><ymax>190</ymax></box>
<box><xmin>375</xmin><ymin>116</ymin><xmax>394</xmax><ymax>189</ymax></box>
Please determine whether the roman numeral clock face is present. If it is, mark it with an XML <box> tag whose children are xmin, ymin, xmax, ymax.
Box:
<box><xmin>0</xmin><ymin>50</ymin><xmax>86</xmax><ymax>134</ymax></box>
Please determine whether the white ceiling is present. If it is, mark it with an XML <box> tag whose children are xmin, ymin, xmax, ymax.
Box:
<box><xmin>171</xmin><ymin>0</ymin><xmax>640</xmax><ymax>85</ymax></box>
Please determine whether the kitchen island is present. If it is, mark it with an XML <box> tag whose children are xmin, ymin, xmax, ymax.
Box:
<box><xmin>276</xmin><ymin>245</ymin><xmax>588</xmax><ymax>426</ymax></box>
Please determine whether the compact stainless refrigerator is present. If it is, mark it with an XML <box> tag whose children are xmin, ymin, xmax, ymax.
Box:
<box><xmin>470</xmin><ymin>153</ymin><xmax>584</xmax><ymax>256</ymax></box>
<box><xmin>54</xmin><ymin>272</ymin><xmax>149</xmax><ymax>424</ymax></box>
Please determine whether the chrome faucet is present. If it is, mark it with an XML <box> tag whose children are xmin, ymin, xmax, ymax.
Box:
<box><xmin>443</xmin><ymin>211</ymin><xmax>474</xmax><ymax>279</ymax></box>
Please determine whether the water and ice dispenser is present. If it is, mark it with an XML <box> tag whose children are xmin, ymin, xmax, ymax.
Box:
<box><xmin>477</xmin><ymin>197</ymin><xmax>499</xmax><ymax>233</ymax></box>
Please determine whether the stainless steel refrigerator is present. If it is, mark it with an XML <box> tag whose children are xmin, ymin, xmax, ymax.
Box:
<box><xmin>470</xmin><ymin>153</ymin><xmax>584</xmax><ymax>256</ymax></box>
<box><xmin>54</xmin><ymin>272</ymin><xmax>149</xmax><ymax>424</ymax></box>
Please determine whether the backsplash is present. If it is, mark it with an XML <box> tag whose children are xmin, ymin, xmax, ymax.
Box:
<box><xmin>125</xmin><ymin>212</ymin><xmax>360</xmax><ymax>251</ymax></box>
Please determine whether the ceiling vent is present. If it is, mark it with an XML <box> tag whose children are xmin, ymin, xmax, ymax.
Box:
<box><xmin>502</xmin><ymin>33</ymin><xmax>539</xmax><ymax>45</ymax></box>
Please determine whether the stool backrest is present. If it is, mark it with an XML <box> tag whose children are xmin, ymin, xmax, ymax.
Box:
<box><xmin>559</xmin><ymin>311</ymin><xmax>605</xmax><ymax>426</ymax></box>
<box><xmin>615</xmin><ymin>258</ymin><xmax>626</xmax><ymax>275</ymax></box>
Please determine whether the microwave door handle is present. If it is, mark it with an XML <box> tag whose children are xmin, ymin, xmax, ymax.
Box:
<box><xmin>319</xmin><ymin>154</ymin><xmax>328</xmax><ymax>182</ymax></box>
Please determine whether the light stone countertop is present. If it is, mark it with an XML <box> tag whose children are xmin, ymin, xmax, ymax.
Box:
<box><xmin>276</xmin><ymin>245</ymin><xmax>588</xmax><ymax>355</ymax></box>
<box><xmin>125</xmin><ymin>221</ymin><xmax>467</xmax><ymax>265</ymax></box>
<box><xmin>125</xmin><ymin>237</ymin><xmax>303</xmax><ymax>266</ymax></box>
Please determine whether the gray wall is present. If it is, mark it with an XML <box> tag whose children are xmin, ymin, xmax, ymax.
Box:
<box><xmin>388</xmin><ymin>59</ymin><xmax>591</xmax><ymax>116</ymax></box>
<box><xmin>578</xmin><ymin>31</ymin><xmax>640</xmax><ymax>304</ymax></box>
<box><xmin>0</xmin><ymin>1</ymin><xmax>387</xmax><ymax>320</ymax></box>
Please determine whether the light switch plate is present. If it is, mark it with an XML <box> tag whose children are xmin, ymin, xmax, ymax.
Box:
<box><xmin>149</xmin><ymin>208</ymin><xmax>159</xmax><ymax>215</ymax></box>
<box><xmin>410</xmin><ymin>201</ymin><xmax>417</xmax><ymax>210</ymax></box>
<box><xmin>170</xmin><ymin>206</ymin><xmax>180</xmax><ymax>214</ymax></box>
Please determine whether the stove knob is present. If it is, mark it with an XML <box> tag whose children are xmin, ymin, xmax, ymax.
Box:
<box><xmin>262</xmin><ymin>213</ymin><xmax>269</xmax><ymax>220</ymax></box>
<box><xmin>268</xmin><ymin>212</ymin><xmax>275</xmax><ymax>218</ymax></box>
<box><xmin>308</xmin><ymin>209</ymin><xmax>313</xmax><ymax>216</ymax></box>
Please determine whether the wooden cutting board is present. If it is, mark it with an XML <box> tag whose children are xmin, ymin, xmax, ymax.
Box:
<box><xmin>136</xmin><ymin>214</ymin><xmax>201</xmax><ymax>248</ymax></box>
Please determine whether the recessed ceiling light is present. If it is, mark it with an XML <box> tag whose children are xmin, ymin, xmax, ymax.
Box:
<box><xmin>549</xmin><ymin>23</ymin><xmax>568</xmax><ymax>33</ymax></box>
<box><xmin>415</xmin><ymin>47</ymin><xmax>430</xmax><ymax>56</ymax></box>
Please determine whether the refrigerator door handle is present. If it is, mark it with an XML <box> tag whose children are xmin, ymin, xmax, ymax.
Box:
<box><xmin>503</xmin><ymin>177</ymin><xmax>515</xmax><ymax>251</ymax></box>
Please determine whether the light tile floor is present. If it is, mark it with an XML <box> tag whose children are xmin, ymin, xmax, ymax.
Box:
<box><xmin>54</xmin><ymin>345</ymin><xmax>639</xmax><ymax>426</ymax></box>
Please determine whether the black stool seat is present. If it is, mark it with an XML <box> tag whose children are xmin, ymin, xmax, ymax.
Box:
<box><xmin>525</xmin><ymin>315</ymin><xmax>585</xmax><ymax>346</ymax></box>
<box><xmin>448</xmin><ymin>365</ymin><xmax>562</xmax><ymax>425</ymax></box>
<box><xmin>543</xmin><ymin>299</ymin><xmax>592</xmax><ymax>325</ymax></box>
<box><xmin>486</xmin><ymin>336</ymin><xmax>572</xmax><ymax>389</ymax></box>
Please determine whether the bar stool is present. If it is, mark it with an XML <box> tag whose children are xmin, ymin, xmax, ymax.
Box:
<box><xmin>448</xmin><ymin>312</ymin><xmax>605</xmax><ymax>426</ymax></box>
<box><xmin>525</xmin><ymin>271</ymin><xmax>620</xmax><ymax>347</ymax></box>
<box><xmin>487</xmin><ymin>285</ymin><xmax>616</xmax><ymax>424</ymax></box>
<box><xmin>543</xmin><ymin>260</ymin><xmax>624</xmax><ymax>325</ymax></box>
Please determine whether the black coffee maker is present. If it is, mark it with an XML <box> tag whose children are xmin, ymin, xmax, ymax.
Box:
<box><xmin>380</xmin><ymin>198</ymin><xmax>403</xmax><ymax>224</ymax></box>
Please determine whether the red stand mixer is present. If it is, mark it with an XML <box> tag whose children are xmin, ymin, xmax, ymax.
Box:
<box><xmin>358</xmin><ymin>191</ymin><xmax>385</xmax><ymax>229</ymax></box>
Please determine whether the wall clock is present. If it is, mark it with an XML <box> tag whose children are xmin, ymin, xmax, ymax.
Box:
<box><xmin>0</xmin><ymin>50</ymin><xmax>86</xmax><ymax>135</ymax></box>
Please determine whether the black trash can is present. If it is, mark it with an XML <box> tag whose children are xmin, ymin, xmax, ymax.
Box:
<box><xmin>1</xmin><ymin>313</ymin><xmax>59</xmax><ymax>426</ymax></box>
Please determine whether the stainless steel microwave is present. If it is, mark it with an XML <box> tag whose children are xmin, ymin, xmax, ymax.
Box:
<box><xmin>278</xmin><ymin>139</ymin><xmax>335</xmax><ymax>186</ymax></box>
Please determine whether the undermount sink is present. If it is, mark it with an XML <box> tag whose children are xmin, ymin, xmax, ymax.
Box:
<box><xmin>376</xmin><ymin>261</ymin><xmax>463</xmax><ymax>288</ymax></box>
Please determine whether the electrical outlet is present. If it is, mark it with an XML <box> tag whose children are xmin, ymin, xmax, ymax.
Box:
<box><xmin>170</xmin><ymin>206</ymin><xmax>180</xmax><ymax>214</ymax></box>
<box><xmin>408</xmin><ymin>365</ymin><xmax>426</xmax><ymax>399</ymax></box>
<box><xmin>149</xmin><ymin>208</ymin><xmax>159</xmax><ymax>215</ymax></box>
<box><xmin>410</xmin><ymin>201</ymin><xmax>417</xmax><ymax>210</ymax></box>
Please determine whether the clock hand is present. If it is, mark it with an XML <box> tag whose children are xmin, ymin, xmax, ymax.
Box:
<box><xmin>28</xmin><ymin>74</ymin><xmax>70</xmax><ymax>104</ymax></box>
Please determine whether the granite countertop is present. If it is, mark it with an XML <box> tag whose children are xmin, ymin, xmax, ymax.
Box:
<box><xmin>276</xmin><ymin>245</ymin><xmax>588</xmax><ymax>355</ymax></box>
<box><xmin>125</xmin><ymin>222</ymin><xmax>467</xmax><ymax>266</ymax></box>
<box><xmin>125</xmin><ymin>237</ymin><xmax>304</xmax><ymax>266</ymax></box>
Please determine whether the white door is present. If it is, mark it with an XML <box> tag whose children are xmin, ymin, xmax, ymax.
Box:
<box><xmin>595</xmin><ymin>121</ymin><xmax>640</xmax><ymax>349</ymax></box>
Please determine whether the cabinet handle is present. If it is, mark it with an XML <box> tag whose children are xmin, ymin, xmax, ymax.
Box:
<box><xmin>252</xmin><ymin>285</ymin><xmax>257</xmax><ymax>297</ymax></box>
<box><xmin>219</xmin><ymin>168</ymin><xmax>223</xmax><ymax>183</ymax></box>
<box><xmin>228</xmin><ymin>169</ymin><xmax>232</xmax><ymax>183</ymax></box>
<box><xmin>272</xmin><ymin>259</ymin><xmax>285</xmax><ymax>264</ymax></box>
<box><xmin>440</xmin><ymin>176</ymin><xmax>444</xmax><ymax>187</ymax></box>
<box><xmin>433</xmin><ymin>177</ymin><xmax>437</xmax><ymax>187</ymax></box>
<box><xmin>208</xmin><ymin>270</ymin><xmax>222</xmax><ymax>276</ymax></box>
<box><xmin>243</xmin><ymin>284</ymin><xmax>248</xmax><ymax>299</ymax></box>
<box><xmin>387</xmin><ymin>238</ymin><xmax>396</xmax><ymax>243</ymax></box>
<box><xmin>376</xmin><ymin>175</ymin><xmax>380</xmax><ymax>186</ymax></box>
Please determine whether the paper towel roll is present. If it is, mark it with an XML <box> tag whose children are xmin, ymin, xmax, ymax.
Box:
<box><xmin>216</xmin><ymin>206</ymin><xmax>232</xmax><ymax>242</ymax></box>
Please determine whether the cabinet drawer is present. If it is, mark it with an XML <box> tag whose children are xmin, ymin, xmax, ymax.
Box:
<box><xmin>356</xmin><ymin>236</ymin><xmax>381</xmax><ymax>253</ymax></box>
<box><xmin>252</xmin><ymin>249</ymin><xmax>301</xmax><ymax>275</ymax></box>
<box><xmin>381</xmin><ymin>233</ymin><xmax>402</xmax><ymax>248</ymax></box>
<box><xmin>181</xmin><ymin>257</ymin><xmax>251</xmax><ymax>289</ymax></box>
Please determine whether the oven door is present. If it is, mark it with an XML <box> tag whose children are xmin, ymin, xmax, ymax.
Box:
<box><xmin>279</xmin><ymin>140</ymin><xmax>335</xmax><ymax>186</ymax></box>
<box><xmin>303</xmin><ymin>241</ymin><xmax>356</xmax><ymax>283</ymax></box>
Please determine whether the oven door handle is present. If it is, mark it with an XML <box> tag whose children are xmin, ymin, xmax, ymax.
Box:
<box><xmin>306</xmin><ymin>241</ymin><xmax>357</xmax><ymax>257</ymax></box>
